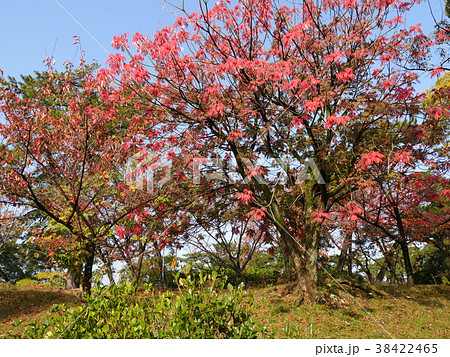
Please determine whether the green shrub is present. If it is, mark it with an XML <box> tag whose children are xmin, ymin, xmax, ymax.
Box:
<box><xmin>15</xmin><ymin>272</ymin><xmax>65</xmax><ymax>287</ymax></box>
<box><xmin>15</xmin><ymin>278</ymin><xmax>38</xmax><ymax>286</ymax></box>
<box><xmin>33</xmin><ymin>272</ymin><xmax>66</xmax><ymax>287</ymax></box>
<box><xmin>14</xmin><ymin>270</ymin><xmax>264</xmax><ymax>339</ymax></box>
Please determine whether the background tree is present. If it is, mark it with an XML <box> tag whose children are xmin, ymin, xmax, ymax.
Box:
<box><xmin>0</xmin><ymin>207</ymin><xmax>48</xmax><ymax>282</ymax></box>
<box><xmin>182</xmin><ymin>185</ymin><xmax>271</xmax><ymax>281</ymax></box>
<box><xmin>0</xmin><ymin>63</ymin><xmax>154</xmax><ymax>294</ymax></box>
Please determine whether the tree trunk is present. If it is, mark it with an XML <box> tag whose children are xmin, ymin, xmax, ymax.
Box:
<box><xmin>393</xmin><ymin>207</ymin><xmax>414</xmax><ymax>287</ymax></box>
<box><xmin>375</xmin><ymin>241</ymin><xmax>399</xmax><ymax>283</ymax></box>
<box><xmin>375</xmin><ymin>265</ymin><xmax>386</xmax><ymax>283</ymax></box>
<box><xmin>153</xmin><ymin>241</ymin><xmax>165</xmax><ymax>290</ymax></box>
<box><xmin>134</xmin><ymin>241</ymin><xmax>147</xmax><ymax>287</ymax></box>
<box><xmin>399</xmin><ymin>240</ymin><xmax>414</xmax><ymax>287</ymax></box>
<box><xmin>0</xmin><ymin>267</ymin><xmax>9</xmax><ymax>282</ymax></box>
<box><xmin>105</xmin><ymin>265</ymin><xmax>115</xmax><ymax>285</ymax></box>
<box><xmin>303</xmin><ymin>220</ymin><xmax>320</xmax><ymax>303</ymax></box>
<box><xmin>270</xmin><ymin>199</ymin><xmax>321</xmax><ymax>304</ymax></box>
<box><xmin>83</xmin><ymin>241</ymin><xmax>96</xmax><ymax>295</ymax></box>
<box><xmin>347</xmin><ymin>240</ymin><xmax>353</xmax><ymax>276</ymax></box>
<box><xmin>337</xmin><ymin>231</ymin><xmax>352</xmax><ymax>273</ymax></box>
<box><xmin>364</xmin><ymin>255</ymin><xmax>373</xmax><ymax>284</ymax></box>
<box><xmin>98</xmin><ymin>250</ymin><xmax>115</xmax><ymax>285</ymax></box>
<box><xmin>280</xmin><ymin>218</ymin><xmax>320</xmax><ymax>304</ymax></box>
<box><xmin>65</xmin><ymin>268</ymin><xmax>81</xmax><ymax>290</ymax></box>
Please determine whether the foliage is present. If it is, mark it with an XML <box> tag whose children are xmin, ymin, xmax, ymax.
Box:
<box><xmin>0</xmin><ymin>64</ymin><xmax>156</xmax><ymax>294</ymax></box>
<box><xmin>15</xmin><ymin>278</ymin><xmax>38</xmax><ymax>287</ymax></box>
<box><xmin>412</xmin><ymin>240</ymin><xmax>450</xmax><ymax>285</ymax></box>
<box><xmin>2</xmin><ymin>282</ymin><xmax>449</xmax><ymax>339</ymax></box>
<box><xmin>1</xmin><ymin>0</ymin><xmax>450</xmax><ymax>303</ymax></box>
<box><xmin>103</xmin><ymin>0</ymin><xmax>445</xmax><ymax>303</ymax></box>
<box><xmin>15</xmin><ymin>272</ymin><xmax>66</xmax><ymax>287</ymax></box>
<box><xmin>183</xmin><ymin>247</ymin><xmax>285</xmax><ymax>286</ymax></box>
<box><xmin>119</xmin><ymin>253</ymin><xmax>178</xmax><ymax>288</ymax></box>
<box><xmin>240</xmin><ymin>250</ymin><xmax>284</xmax><ymax>286</ymax></box>
<box><xmin>0</xmin><ymin>207</ymin><xmax>49</xmax><ymax>283</ymax></box>
<box><xmin>14</xmin><ymin>271</ymin><xmax>263</xmax><ymax>339</ymax></box>
<box><xmin>0</xmin><ymin>240</ymin><xmax>49</xmax><ymax>283</ymax></box>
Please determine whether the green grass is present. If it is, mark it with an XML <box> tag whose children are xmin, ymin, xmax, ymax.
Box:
<box><xmin>0</xmin><ymin>282</ymin><xmax>81</xmax><ymax>338</ymax></box>
<box><xmin>248</xmin><ymin>283</ymin><xmax>450</xmax><ymax>338</ymax></box>
<box><xmin>0</xmin><ymin>281</ymin><xmax>448</xmax><ymax>338</ymax></box>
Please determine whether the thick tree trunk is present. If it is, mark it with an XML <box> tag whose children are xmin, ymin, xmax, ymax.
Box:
<box><xmin>83</xmin><ymin>241</ymin><xmax>96</xmax><ymax>295</ymax></box>
<box><xmin>303</xmin><ymin>219</ymin><xmax>320</xmax><ymax>303</ymax></box>
<box><xmin>281</xmin><ymin>219</ymin><xmax>320</xmax><ymax>305</ymax></box>
<box><xmin>399</xmin><ymin>240</ymin><xmax>414</xmax><ymax>287</ymax></box>
<box><xmin>270</xmin><ymin>198</ymin><xmax>321</xmax><ymax>304</ymax></box>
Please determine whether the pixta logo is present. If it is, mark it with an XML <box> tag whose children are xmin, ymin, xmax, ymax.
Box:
<box><xmin>125</xmin><ymin>149</ymin><xmax>171</xmax><ymax>195</ymax></box>
<box><xmin>125</xmin><ymin>149</ymin><xmax>325</xmax><ymax>194</ymax></box>
<box><xmin>193</xmin><ymin>157</ymin><xmax>325</xmax><ymax>185</ymax></box>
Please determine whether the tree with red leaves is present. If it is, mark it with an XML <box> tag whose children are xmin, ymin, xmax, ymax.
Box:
<box><xmin>0</xmin><ymin>64</ymin><xmax>154</xmax><ymax>294</ymax></box>
<box><xmin>103</xmin><ymin>0</ymin><xmax>444</xmax><ymax>303</ymax></box>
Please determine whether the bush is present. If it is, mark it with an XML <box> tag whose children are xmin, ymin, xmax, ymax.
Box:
<box><xmin>15</xmin><ymin>278</ymin><xmax>38</xmax><ymax>286</ymax></box>
<box><xmin>14</xmin><ymin>270</ymin><xmax>264</xmax><ymax>339</ymax></box>
<box><xmin>16</xmin><ymin>272</ymin><xmax>65</xmax><ymax>287</ymax></box>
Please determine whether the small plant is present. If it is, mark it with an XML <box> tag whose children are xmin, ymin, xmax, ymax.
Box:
<box><xmin>169</xmin><ymin>269</ymin><xmax>259</xmax><ymax>338</ymax></box>
<box><xmin>15</xmin><ymin>272</ymin><xmax>66</xmax><ymax>287</ymax></box>
<box><xmin>33</xmin><ymin>272</ymin><xmax>66</xmax><ymax>287</ymax></box>
<box><xmin>13</xmin><ymin>269</ymin><xmax>264</xmax><ymax>338</ymax></box>
<box><xmin>15</xmin><ymin>278</ymin><xmax>38</xmax><ymax>286</ymax></box>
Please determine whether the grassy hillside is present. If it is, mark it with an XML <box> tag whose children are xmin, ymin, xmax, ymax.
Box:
<box><xmin>248</xmin><ymin>283</ymin><xmax>450</xmax><ymax>338</ymax></box>
<box><xmin>0</xmin><ymin>282</ymin><xmax>448</xmax><ymax>338</ymax></box>
<box><xmin>0</xmin><ymin>283</ymin><xmax>82</xmax><ymax>337</ymax></box>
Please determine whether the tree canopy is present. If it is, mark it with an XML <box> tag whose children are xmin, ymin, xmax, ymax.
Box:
<box><xmin>1</xmin><ymin>0</ymin><xmax>449</xmax><ymax>301</ymax></box>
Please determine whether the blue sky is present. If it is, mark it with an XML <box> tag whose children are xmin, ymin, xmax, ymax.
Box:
<box><xmin>0</xmin><ymin>0</ymin><xmax>184</xmax><ymax>78</ymax></box>
<box><xmin>0</xmin><ymin>0</ymin><xmax>446</xmax><ymax>90</ymax></box>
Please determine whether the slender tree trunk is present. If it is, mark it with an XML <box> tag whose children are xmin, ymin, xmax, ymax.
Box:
<box><xmin>337</xmin><ymin>231</ymin><xmax>352</xmax><ymax>273</ymax></box>
<box><xmin>83</xmin><ymin>241</ymin><xmax>96</xmax><ymax>295</ymax></box>
<box><xmin>376</xmin><ymin>265</ymin><xmax>386</xmax><ymax>283</ymax></box>
<box><xmin>347</xmin><ymin>241</ymin><xmax>353</xmax><ymax>276</ymax></box>
<box><xmin>376</xmin><ymin>241</ymin><xmax>399</xmax><ymax>283</ymax></box>
<box><xmin>65</xmin><ymin>268</ymin><xmax>81</xmax><ymax>290</ymax></box>
<box><xmin>389</xmin><ymin>268</ymin><xmax>398</xmax><ymax>284</ymax></box>
<box><xmin>134</xmin><ymin>241</ymin><xmax>147</xmax><ymax>287</ymax></box>
<box><xmin>153</xmin><ymin>241</ymin><xmax>165</xmax><ymax>290</ymax></box>
<box><xmin>98</xmin><ymin>250</ymin><xmax>115</xmax><ymax>285</ymax></box>
<box><xmin>393</xmin><ymin>207</ymin><xmax>414</xmax><ymax>287</ymax></box>
<box><xmin>0</xmin><ymin>267</ymin><xmax>9</xmax><ymax>282</ymax></box>
<box><xmin>106</xmin><ymin>265</ymin><xmax>115</xmax><ymax>285</ymax></box>
<box><xmin>364</xmin><ymin>255</ymin><xmax>373</xmax><ymax>284</ymax></box>
<box><xmin>400</xmin><ymin>240</ymin><xmax>414</xmax><ymax>287</ymax></box>
<box><xmin>353</xmin><ymin>256</ymin><xmax>374</xmax><ymax>284</ymax></box>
